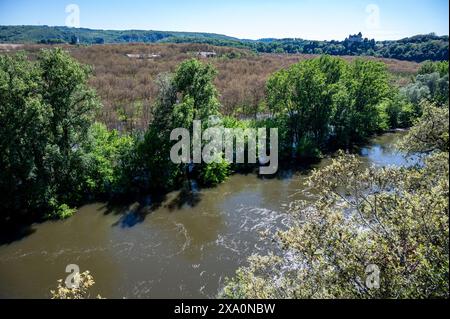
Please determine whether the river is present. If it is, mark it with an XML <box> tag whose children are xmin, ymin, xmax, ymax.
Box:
<box><xmin>0</xmin><ymin>131</ymin><xmax>421</xmax><ymax>298</ymax></box>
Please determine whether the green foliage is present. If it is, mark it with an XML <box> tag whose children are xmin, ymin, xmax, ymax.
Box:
<box><xmin>140</xmin><ymin>59</ymin><xmax>228</xmax><ymax>191</ymax></box>
<box><xmin>222</xmin><ymin>153</ymin><xmax>449</xmax><ymax>298</ymax></box>
<box><xmin>295</xmin><ymin>136</ymin><xmax>321</xmax><ymax>159</ymax></box>
<box><xmin>379</xmin><ymin>94</ymin><xmax>414</xmax><ymax>129</ymax></box>
<box><xmin>340</xmin><ymin>59</ymin><xmax>391</xmax><ymax>141</ymax></box>
<box><xmin>222</xmin><ymin>95</ymin><xmax>450</xmax><ymax>299</ymax></box>
<box><xmin>267</xmin><ymin>56</ymin><xmax>341</xmax><ymax>156</ymax></box>
<box><xmin>173</xmin><ymin>59</ymin><xmax>220</xmax><ymax>120</ymax></box>
<box><xmin>0</xmin><ymin>52</ymin><xmax>49</xmax><ymax>219</ymax></box>
<box><xmin>402</xmin><ymin>61</ymin><xmax>449</xmax><ymax>109</ymax></box>
<box><xmin>82</xmin><ymin>122</ymin><xmax>136</xmax><ymax>195</ymax></box>
<box><xmin>375</xmin><ymin>34</ymin><xmax>449</xmax><ymax>62</ymax></box>
<box><xmin>418</xmin><ymin>60</ymin><xmax>449</xmax><ymax>76</ymax></box>
<box><xmin>0</xmin><ymin>25</ymin><xmax>236</xmax><ymax>46</ymax></box>
<box><xmin>267</xmin><ymin>56</ymin><xmax>395</xmax><ymax>155</ymax></box>
<box><xmin>221</xmin><ymin>116</ymin><xmax>253</xmax><ymax>130</ymax></box>
<box><xmin>38</xmin><ymin>48</ymin><xmax>100</xmax><ymax>204</ymax></box>
<box><xmin>46</xmin><ymin>202</ymin><xmax>76</xmax><ymax>220</ymax></box>
<box><xmin>198</xmin><ymin>158</ymin><xmax>231</xmax><ymax>186</ymax></box>
<box><xmin>0</xmin><ymin>49</ymin><xmax>101</xmax><ymax>222</ymax></box>
<box><xmin>399</xmin><ymin>102</ymin><xmax>449</xmax><ymax>153</ymax></box>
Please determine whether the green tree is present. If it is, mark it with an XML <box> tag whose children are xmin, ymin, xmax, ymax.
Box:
<box><xmin>38</xmin><ymin>48</ymin><xmax>100</xmax><ymax>204</ymax></box>
<box><xmin>140</xmin><ymin>59</ymin><xmax>228</xmax><ymax>190</ymax></box>
<box><xmin>0</xmin><ymin>49</ymin><xmax>100</xmax><ymax>222</ymax></box>
<box><xmin>0</xmin><ymin>53</ymin><xmax>49</xmax><ymax>220</ymax></box>
<box><xmin>267</xmin><ymin>56</ymin><xmax>392</xmax><ymax>154</ymax></box>
<box><xmin>379</xmin><ymin>93</ymin><xmax>414</xmax><ymax>129</ymax></box>
<box><xmin>267</xmin><ymin>56</ymin><xmax>345</xmax><ymax>158</ymax></box>
<box><xmin>402</xmin><ymin>61</ymin><xmax>449</xmax><ymax>109</ymax></box>
<box><xmin>173</xmin><ymin>58</ymin><xmax>220</xmax><ymax>121</ymax></box>
<box><xmin>82</xmin><ymin>122</ymin><xmax>136</xmax><ymax>195</ymax></box>
<box><xmin>139</xmin><ymin>73</ymin><xmax>182</xmax><ymax>191</ymax></box>
<box><xmin>335</xmin><ymin>59</ymin><xmax>391</xmax><ymax>144</ymax></box>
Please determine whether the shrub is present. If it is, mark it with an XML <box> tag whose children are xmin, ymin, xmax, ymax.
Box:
<box><xmin>50</xmin><ymin>270</ymin><xmax>101</xmax><ymax>299</ymax></box>
<box><xmin>45</xmin><ymin>201</ymin><xmax>76</xmax><ymax>220</ymax></box>
<box><xmin>198</xmin><ymin>158</ymin><xmax>231</xmax><ymax>186</ymax></box>
<box><xmin>82</xmin><ymin>122</ymin><xmax>136</xmax><ymax>195</ymax></box>
<box><xmin>222</xmin><ymin>151</ymin><xmax>449</xmax><ymax>298</ymax></box>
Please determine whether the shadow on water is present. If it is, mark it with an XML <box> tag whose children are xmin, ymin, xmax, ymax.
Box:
<box><xmin>103</xmin><ymin>180</ymin><xmax>204</xmax><ymax>228</ymax></box>
<box><xmin>105</xmin><ymin>195</ymin><xmax>164</xmax><ymax>228</ymax></box>
<box><xmin>0</xmin><ymin>131</ymin><xmax>417</xmax><ymax>242</ymax></box>
<box><xmin>0</xmin><ymin>131</ymin><xmax>424</xmax><ymax>298</ymax></box>
<box><xmin>0</xmin><ymin>224</ymin><xmax>37</xmax><ymax>246</ymax></box>
<box><xmin>166</xmin><ymin>183</ymin><xmax>202</xmax><ymax>211</ymax></box>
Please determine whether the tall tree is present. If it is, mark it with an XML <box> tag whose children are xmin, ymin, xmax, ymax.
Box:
<box><xmin>0</xmin><ymin>49</ymin><xmax>100</xmax><ymax>222</ymax></box>
<box><xmin>38</xmin><ymin>48</ymin><xmax>100</xmax><ymax>203</ymax></box>
<box><xmin>0</xmin><ymin>53</ymin><xmax>48</xmax><ymax>219</ymax></box>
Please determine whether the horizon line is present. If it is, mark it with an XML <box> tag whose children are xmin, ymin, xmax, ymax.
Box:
<box><xmin>1</xmin><ymin>24</ymin><xmax>449</xmax><ymax>42</ymax></box>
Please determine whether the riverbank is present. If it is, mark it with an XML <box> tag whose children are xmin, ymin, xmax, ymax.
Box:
<box><xmin>0</xmin><ymin>131</ymin><xmax>421</xmax><ymax>298</ymax></box>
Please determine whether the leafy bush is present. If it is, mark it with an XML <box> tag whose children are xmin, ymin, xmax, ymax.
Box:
<box><xmin>419</xmin><ymin>60</ymin><xmax>449</xmax><ymax>76</ymax></box>
<box><xmin>402</xmin><ymin>61</ymin><xmax>449</xmax><ymax>109</ymax></box>
<box><xmin>198</xmin><ymin>158</ymin><xmax>231</xmax><ymax>186</ymax></box>
<box><xmin>379</xmin><ymin>95</ymin><xmax>415</xmax><ymax>129</ymax></box>
<box><xmin>50</xmin><ymin>270</ymin><xmax>101</xmax><ymax>299</ymax></box>
<box><xmin>399</xmin><ymin>102</ymin><xmax>449</xmax><ymax>153</ymax></box>
<box><xmin>45</xmin><ymin>201</ymin><xmax>76</xmax><ymax>220</ymax></box>
<box><xmin>82</xmin><ymin>122</ymin><xmax>136</xmax><ymax>195</ymax></box>
<box><xmin>222</xmin><ymin>151</ymin><xmax>449</xmax><ymax>298</ymax></box>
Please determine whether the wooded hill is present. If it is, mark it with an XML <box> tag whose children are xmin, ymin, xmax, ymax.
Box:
<box><xmin>0</xmin><ymin>25</ymin><xmax>448</xmax><ymax>62</ymax></box>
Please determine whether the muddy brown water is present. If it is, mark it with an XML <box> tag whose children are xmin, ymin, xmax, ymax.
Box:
<box><xmin>0</xmin><ymin>132</ymin><xmax>421</xmax><ymax>298</ymax></box>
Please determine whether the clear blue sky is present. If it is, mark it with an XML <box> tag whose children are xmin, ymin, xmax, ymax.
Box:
<box><xmin>0</xmin><ymin>0</ymin><xmax>448</xmax><ymax>40</ymax></box>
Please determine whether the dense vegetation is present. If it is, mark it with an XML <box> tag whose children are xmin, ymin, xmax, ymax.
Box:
<box><xmin>0</xmin><ymin>49</ymin><xmax>101</xmax><ymax>221</ymax></box>
<box><xmin>0</xmin><ymin>49</ymin><xmax>231</xmax><ymax>222</ymax></box>
<box><xmin>1</xmin><ymin>45</ymin><xmax>448</xmax><ymax>298</ymax></box>
<box><xmin>69</xmin><ymin>44</ymin><xmax>420</xmax><ymax>129</ymax></box>
<box><xmin>268</xmin><ymin>56</ymin><xmax>390</xmax><ymax>157</ymax></box>
<box><xmin>1</xmin><ymin>26</ymin><xmax>448</xmax><ymax>62</ymax></box>
<box><xmin>221</xmin><ymin>79</ymin><xmax>449</xmax><ymax>299</ymax></box>
<box><xmin>0</xmin><ymin>49</ymin><xmax>447</xmax><ymax>228</ymax></box>
<box><xmin>219</xmin><ymin>60</ymin><xmax>449</xmax><ymax>299</ymax></box>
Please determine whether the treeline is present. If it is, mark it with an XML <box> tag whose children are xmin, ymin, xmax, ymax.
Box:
<box><xmin>166</xmin><ymin>33</ymin><xmax>449</xmax><ymax>62</ymax></box>
<box><xmin>0</xmin><ymin>25</ymin><xmax>236</xmax><ymax>45</ymax></box>
<box><xmin>1</xmin><ymin>26</ymin><xmax>448</xmax><ymax>62</ymax></box>
<box><xmin>0</xmin><ymin>49</ymin><xmax>447</xmax><ymax>224</ymax></box>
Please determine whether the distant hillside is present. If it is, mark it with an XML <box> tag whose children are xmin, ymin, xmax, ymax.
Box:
<box><xmin>0</xmin><ymin>25</ymin><xmax>448</xmax><ymax>62</ymax></box>
<box><xmin>0</xmin><ymin>25</ymin><xmax>238</xmax><ymax>45</ymax></box>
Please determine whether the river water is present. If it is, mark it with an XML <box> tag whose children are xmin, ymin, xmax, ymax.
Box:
<box><xmin>0</xmin><ymin>132</ymin><xmax>420</xmax><ymax>298</ymax></box>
